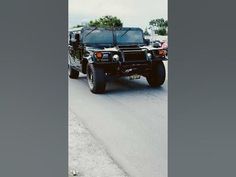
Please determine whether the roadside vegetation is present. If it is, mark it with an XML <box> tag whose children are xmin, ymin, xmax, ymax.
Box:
<box><xmin>73</xmin><ymin>15</ymin><xmax>168</xmax><ymax>36</ymax></box>
<box><xmin>89</xmin><ymin>15</ymin><xmax>123</xmax><ymax>28</ymax></box>
<box><xmin>74</xmin><ymin>15</ymin><xmax>122</xmax><ymax>28</ymax></box>
<box><xmin>149</xmin><ymin>18</ymin><xmax>168</xmax><ymax>35</ymax></box>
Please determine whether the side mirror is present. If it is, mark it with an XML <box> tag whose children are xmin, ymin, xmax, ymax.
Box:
<box><xmin>145</xmin><ymin>39</ymin><xmax>150</xmax><ymax>45</ymax></box>
<box><xmin>75</xmin><ymin>33</ymin><xmax>80</xmax><ymax>42</ymax></box>
<box><xmin>69</xmin><ymin>32</ymin><xmax>73</xmax><ymax>40</ymax></box>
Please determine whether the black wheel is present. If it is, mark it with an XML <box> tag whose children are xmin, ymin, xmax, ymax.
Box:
<box><xmin>87</xmin><ymin>63</ymin><xmax>106</xmax><ymax>93</ymax></box>
<box><xmin>146</xmin><ymin>61</ymin><xmax>166</xmax><ymax>87</ymax></box>
<box><xmin>68</xmin><ymin>65</ymin><xmax>79</xmax><ymax>79</ymax></box>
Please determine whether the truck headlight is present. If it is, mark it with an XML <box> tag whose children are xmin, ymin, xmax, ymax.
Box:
<box><xmin>147</xmin><ymin>53</ymin><xmax>152</xmax><ymax>60</ymax></box>
<box><xmin>157</xmin><ymin>50</ymin><xmax>167</xmax><ymax>56</ymax></box>
<box><xmin>112</xmin><ymin>54</ymin><xmax>119</xmax><ymax>61</ymax></box>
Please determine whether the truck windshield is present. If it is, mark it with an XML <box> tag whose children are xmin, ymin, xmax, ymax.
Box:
<box><xmin>82</xmin><ymin>28</ymin><xmax>145</xmax><ymax>45</ymax></box>
<box><xmin>115</xmin><ymin>29</ymin><xmax>144</xmax><ymax>44</ymax></box>
<box><xmin>82</xmin><ymin>29</ymin><xmax>113</xmax><ymax>44</ymax></box>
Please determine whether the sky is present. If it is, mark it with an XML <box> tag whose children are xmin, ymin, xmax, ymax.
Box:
<box><xmin>69</xmin><ymin>0</ymin><xmax>168</xmax><ymax>30</ymax></box>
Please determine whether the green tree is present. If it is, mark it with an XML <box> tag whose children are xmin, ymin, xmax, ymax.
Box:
<box><xmin>156</xmin><ymin>28</ymin><xmax>167</xmax><ymax>36</ymax></box>
<box><xmin>149</xmin><ymin>18</ymin><xmax>168</xmax><ymax>35</ymax></box>
<box><xmin>88</xmin><ymin>15</ymin><xmax>123</xmax><ymax>28</ymax></box>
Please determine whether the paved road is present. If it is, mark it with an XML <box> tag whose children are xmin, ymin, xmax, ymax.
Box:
<box><xmin>69</xmin><ymin>62</ymin><xmax>168</xmax><ymax>177</ymax></box>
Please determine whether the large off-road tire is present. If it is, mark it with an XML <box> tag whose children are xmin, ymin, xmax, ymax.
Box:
<box><xmin>68</xmin><ymin>65</ymin><xmax>79</xmax><ymax>79</ymax></box>
<box><xmin>146</xmin><ymin>61</ymin><xmax>166</xmax><ymax>87</ymax></box>
<box><xmin>87</xmin><ymin>63</ymin><xmax>106</xmax><ymax>93</ymax></box>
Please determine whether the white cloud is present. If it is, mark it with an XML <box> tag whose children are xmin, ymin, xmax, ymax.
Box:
<box><xmin>69</xmin><ymin>0</ymin><xmax>168</xmax><ymax>30</ymax></box>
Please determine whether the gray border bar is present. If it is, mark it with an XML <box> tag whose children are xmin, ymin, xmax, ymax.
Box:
<box><xmin>169</xmin><ymin>0</ymin><xmax>236</xmax><ymax>176</ymax></box>
<box><xmin>0</xmin><ymin>0</ymin><xmax>68</xmax><ymax>177</ymax></box>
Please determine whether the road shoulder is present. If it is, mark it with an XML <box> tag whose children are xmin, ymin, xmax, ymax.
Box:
<box><xmin>69</xmin><ymin>109</ymin><xmax>129</xmax><ymax>177</ymax></box>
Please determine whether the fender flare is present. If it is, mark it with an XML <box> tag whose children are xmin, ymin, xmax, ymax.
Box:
<box><xmin>82</xmin><ymin>56</ymin><xmax>94</xmax><ymax>74</ymax></box>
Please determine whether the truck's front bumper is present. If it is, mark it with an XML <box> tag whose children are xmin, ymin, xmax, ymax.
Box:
<box><xmin>93</xmin><ymin>57</ymin><xmax>167</xmax><ymax>76</ymax></box>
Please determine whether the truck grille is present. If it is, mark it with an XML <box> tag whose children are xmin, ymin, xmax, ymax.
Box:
<box><xmin>123</xmin><ymin>51</ymin><xmax>146</xmax><ymax>62</ymax></box>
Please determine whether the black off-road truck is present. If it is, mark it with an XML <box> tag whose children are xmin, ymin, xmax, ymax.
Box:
<box><xmin>68</xmin><ymin>27</ymin><xmax>167</xmax><ymax>93</ymax></box>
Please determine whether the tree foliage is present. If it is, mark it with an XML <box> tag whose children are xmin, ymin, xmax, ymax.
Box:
<box><xmin>149</xmin><ymin>18</ymin><xmax>168</xmax><ymax>35</ymax></box>
<box><xmin>156</xmin><ymin>28</ymin><xmax>167</xmax><ymax>36</ymax></box>
<box><xmin>88</xmin><ymin>15</ymin><xmax>123</xmax><ymax>28</ymax></box>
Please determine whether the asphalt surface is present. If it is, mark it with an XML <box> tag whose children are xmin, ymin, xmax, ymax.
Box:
<box><xmin>69</xmin><ymin>110</ymin><xmax>129</xmax><ymax>177</ymax></box>
<box><xmin>69</xmin><ymin>62</ymin><xmax>168</xmax><ymax>177</ymax></box>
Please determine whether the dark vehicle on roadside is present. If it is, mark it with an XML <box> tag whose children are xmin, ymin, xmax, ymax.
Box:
<box><xmin>68</xmin><ymin>27</ymin><xmax>168</xmax><ymax>93</ymax></box>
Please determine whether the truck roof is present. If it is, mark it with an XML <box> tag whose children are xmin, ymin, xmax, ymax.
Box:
<box><xmin>81</xmin><ymin>27</ymin><xmax>143</xmax><ymax>31</ymax></box>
